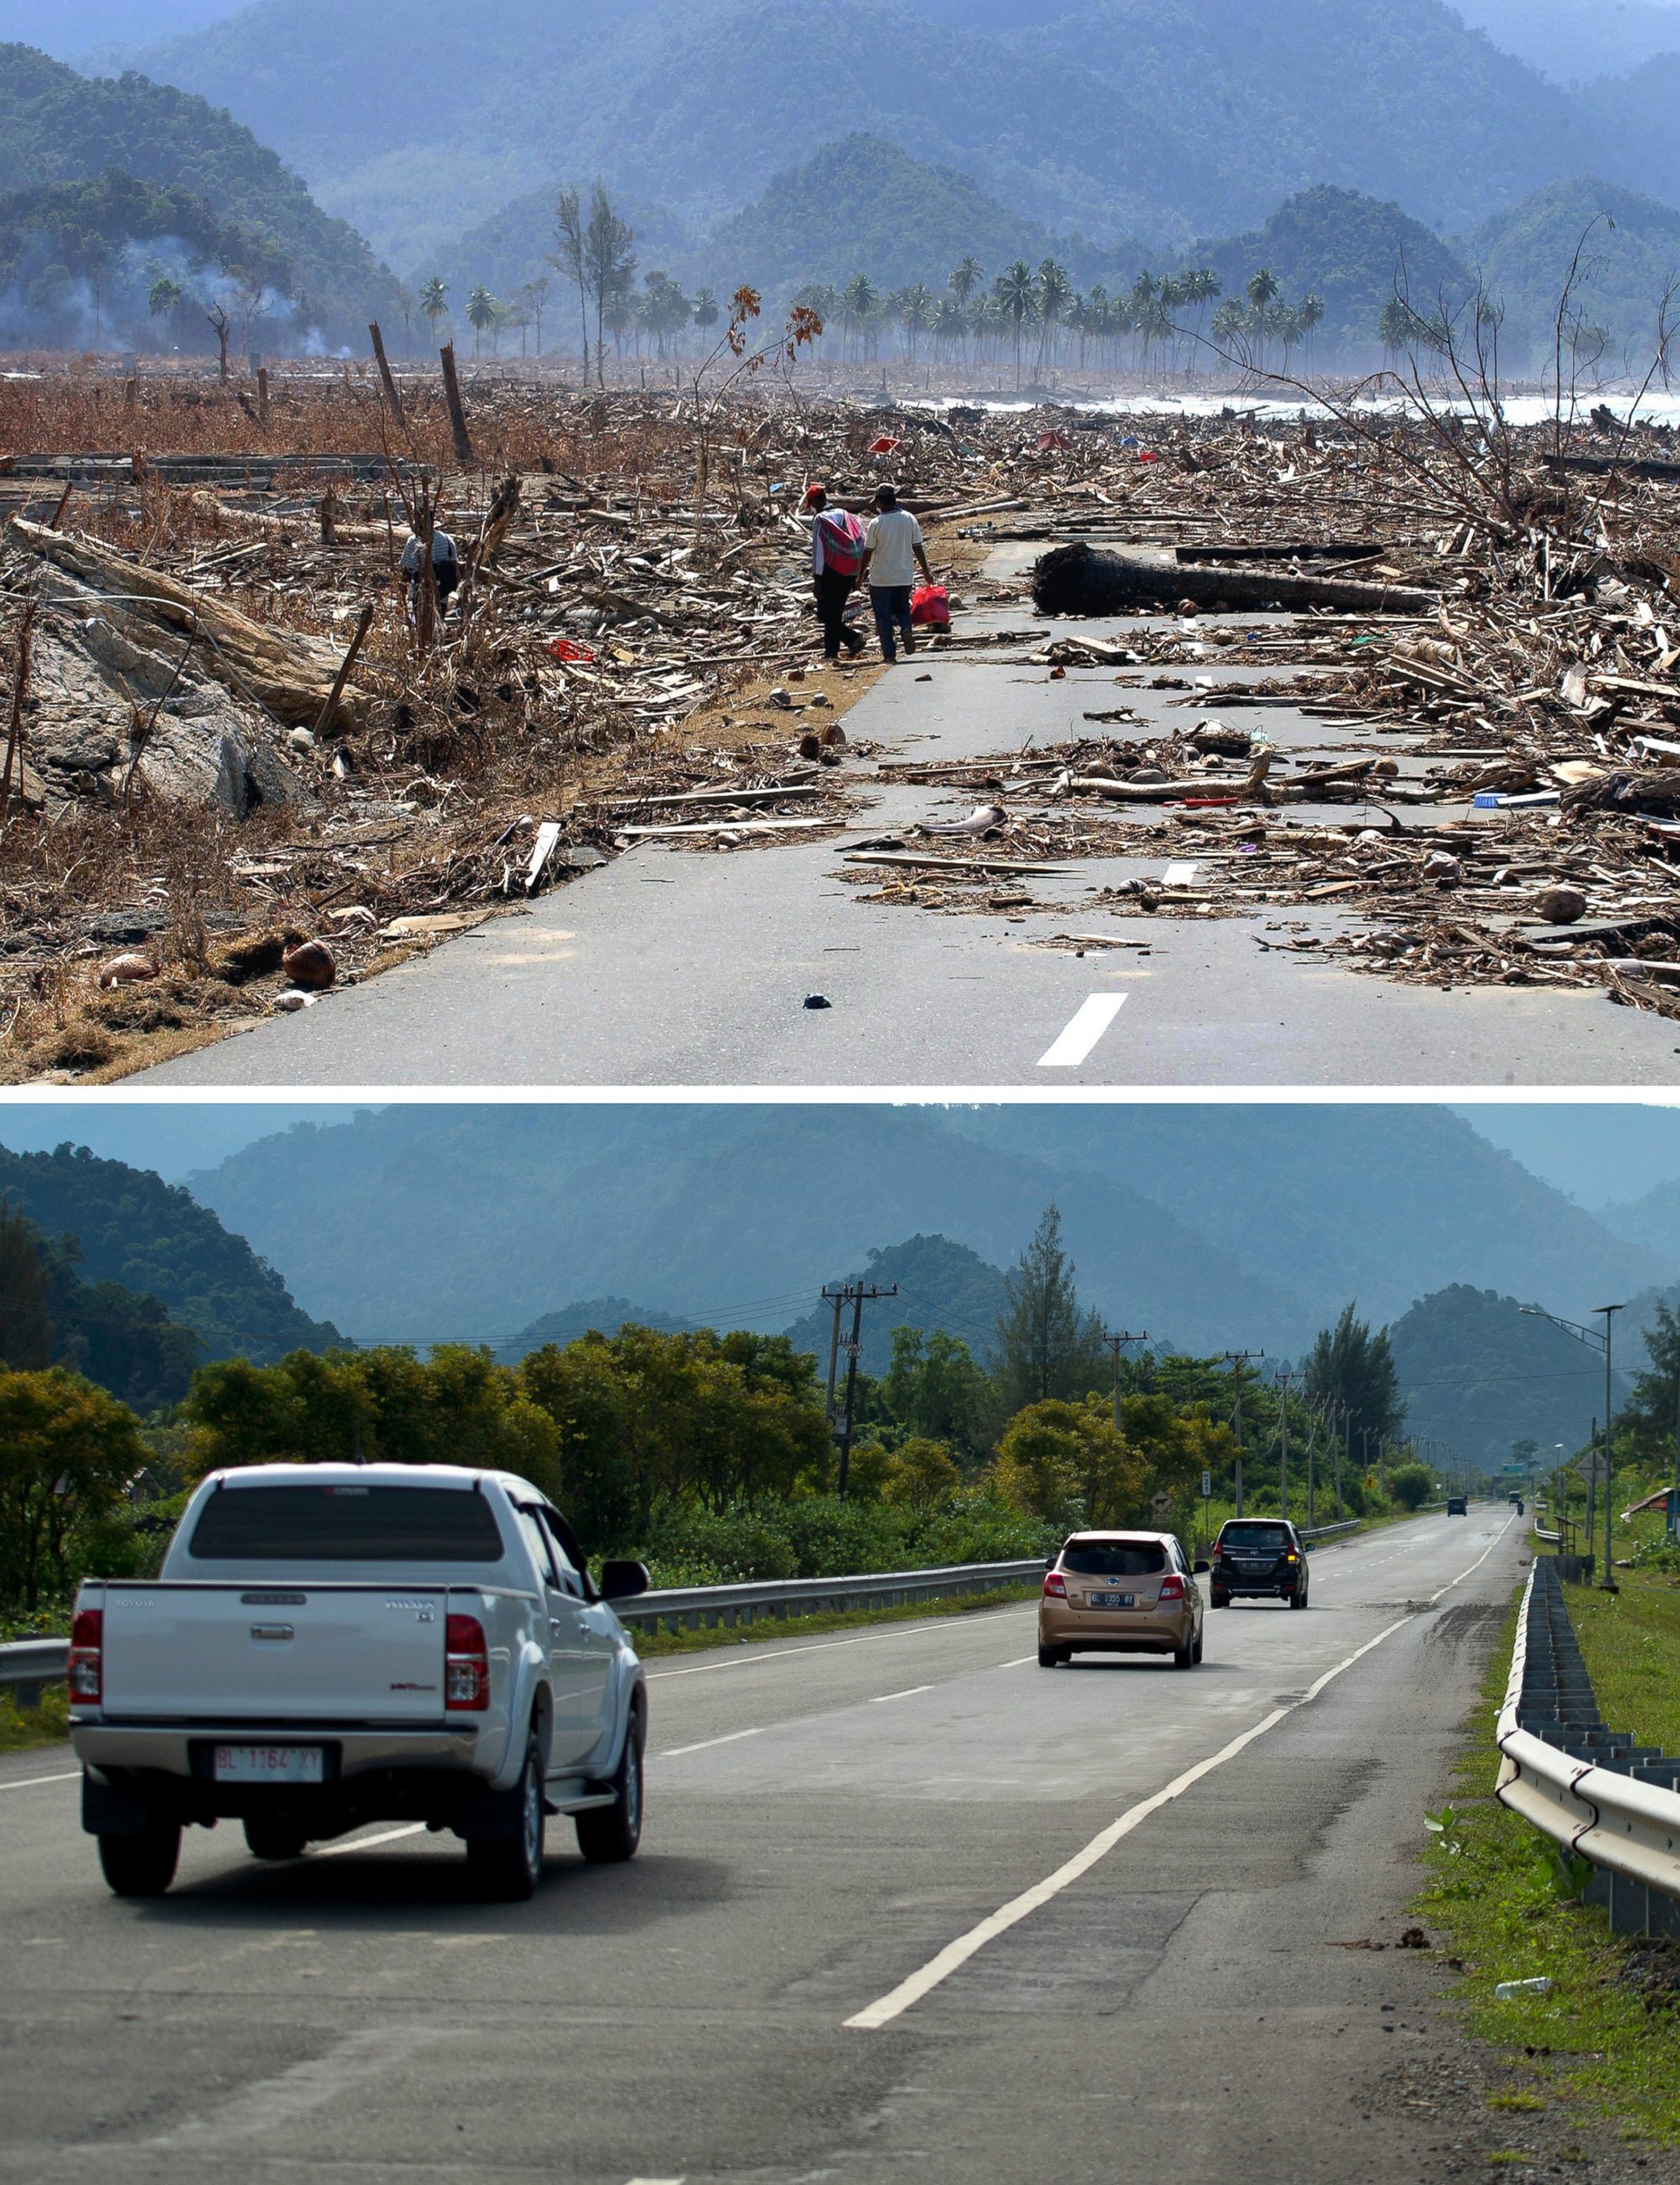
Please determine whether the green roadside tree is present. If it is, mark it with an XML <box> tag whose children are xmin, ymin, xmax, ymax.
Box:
<box><xmin>0</xmin><ymin>1366</ymin><xmax>148</xmax><ymax>1611</ymax></box>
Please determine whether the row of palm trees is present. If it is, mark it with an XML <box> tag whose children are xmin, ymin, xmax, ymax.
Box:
<box><xmin>412</xmin><ymin>270</ymin><xmax>723</xmax><ymax>362</ymax></box>
<box><xmin>792</xmin><ymin>260</ymin><xmax>1324</xmax><ymax>382</ymax></box>
<box><xmin>407</xmin><ymin>255</ymin><xmax>1328</xmax><ymax>380</ymax></box>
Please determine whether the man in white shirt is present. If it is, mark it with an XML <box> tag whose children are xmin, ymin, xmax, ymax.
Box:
<box><xmin>858</xmin><ymin>485</ymin><xmax>932</xmax><ymax>663</ymax></box>
<box><xmin>400</xmin><ymin>527</ymin><xmax>459</xmax><ymax>627</ymax></box>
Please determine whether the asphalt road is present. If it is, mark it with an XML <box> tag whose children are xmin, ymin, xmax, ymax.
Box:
<box><xmin>139</xmin><ymin>565</ymin><xmax>1680</xmax><ymax>1088</ymax></box>
<box><xmin>0</xmin><ymin>1509</ymin><xmax>1529</xmax><ymax>2184</ymax></box>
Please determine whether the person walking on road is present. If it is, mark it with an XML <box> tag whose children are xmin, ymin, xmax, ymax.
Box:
<box><xmin>858</xmin><ymin>484</ymin><xmax>931</xmax><ymax>663</ymax></box>
<box><xmin>802</xmin><ymin>483</ymin><xmax>867</xmax><ymax>663</ymax></box>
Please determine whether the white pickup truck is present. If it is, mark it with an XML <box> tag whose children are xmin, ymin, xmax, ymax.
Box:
<box><xmin>68</xmin><ymin>1462</ymin><xmax>650</xmax><ymax>1902</ymax></box>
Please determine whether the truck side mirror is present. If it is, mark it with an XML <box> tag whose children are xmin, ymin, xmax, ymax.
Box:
<box><xmin>599</xmin><ymin>1560</ymin><xmax>651</xmax><ymax>1603</ymax></box>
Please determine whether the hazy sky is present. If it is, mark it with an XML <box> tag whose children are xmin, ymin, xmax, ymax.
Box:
<box><xmin>0</xmin><ymin>0</ymin><xmax>243</xmax><ymax>61</ymax></box>
<box><xmin>1</xmin><ymin>1101</ymin><xmax>1678</xmax><ymax>1207</ymax></box>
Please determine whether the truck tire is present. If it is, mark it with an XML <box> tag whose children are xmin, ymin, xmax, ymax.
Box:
<box><xmin>1210</xmin><ymin>1590</ymin><xmax>1228</xmax><ymax>1609</ymax></box>
<box><xmin>244</xmin><ymin>1817</ymin><xmax>309</xmax><ymax>1861</ymax></box>
<box><xmin>577</xmin><ymin>1702</ymin><xmax>644</xmax><ymax>1864</ymax></box>
<box><xmin>468</xmin><ymin>1739</ymin><xmax>545</xmax><ymax>1902</ymax></box>
<box><xmin>1289</xmin><ymin>1587</ymin><xmax>1308</xmax><ymax>1610</ymax></box>
<box><xmin>98</xmin><ymin>1817</ymin><xmax>180</xmax><ymax>1898</ymax></box>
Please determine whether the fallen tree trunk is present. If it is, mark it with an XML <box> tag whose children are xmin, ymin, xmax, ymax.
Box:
<box><xmin>8</xmin><ymin>517</ymin><xmax>377</xmax><ymax>727</ymax></box>
<box><xmin>1032</xmin><ymin>540</ymin><xmax>1437</xmax><ymax>617</ymax></box>
<box><xmin>1071</xmin><ymin>754</ymin><xmax>1275</xmax><ymax>803</ymax></box>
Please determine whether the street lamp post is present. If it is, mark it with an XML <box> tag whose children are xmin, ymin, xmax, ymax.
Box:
<box><xmin>1597</xmin><ymin>1303</ymin><xmax>1624</xmax><ymax>1590</ymax></box>
<box><xmin>1520</xmin><ymin>1302</ymin><xmax>1625</xmax><ymax>1591</ymax></box>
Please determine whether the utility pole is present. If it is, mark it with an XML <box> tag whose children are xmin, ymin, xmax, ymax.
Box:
<box><xmin>821</xmin><ymin>1286</ymin><xmax>845</xmax><ymax>1431</ymax></box>
<box><xmin>1274</xmin><ymin>1368</ymin><xmax>1292</xmax><ymax>1519</ymax></box>
<box><xmin>1597</xmin><ymin>1302</ymin><xmax>1624</xmax><ymax>1592</ymax></box>
<box><xmin>825</xmin><ymin>1281</ymin><xmax>898</xmax><ymax>1500</ymax></box>
<box><xmin>1103</xmin><ymin>1327</ymin><xmax>1149</xmax><ymax>1433</ymax></box>
<box><xmin>1306</xmin><ymin>1404</ymin><xmax>1316</xmax><ymax>1531</ymax></box>
<box><xmin>1222</xmin><ymin>1351</ymin><xmax>1264</xmax><ymax>1519</ymax></box>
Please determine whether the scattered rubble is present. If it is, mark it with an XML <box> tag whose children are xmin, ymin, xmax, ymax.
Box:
<box><xmin>7</xmin><ymin>364</ymin><xmax>1680</xmax><ymax>1071</ymax></box>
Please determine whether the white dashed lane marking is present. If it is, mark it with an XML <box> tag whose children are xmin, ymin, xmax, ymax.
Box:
<box><xmin>1038</xmin><ymin>993</ymin><xmax>1127</xmax><ymax>1067</ymax></box>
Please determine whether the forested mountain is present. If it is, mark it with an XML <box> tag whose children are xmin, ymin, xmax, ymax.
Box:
<box><xmin>1453</xmin><ymin>0</ymin><xmax>1680</xmax><ymax>85</ymax></box>
<box><xmin>782</xmin><ymin>1236</ymin><xmax>1013</xmax><ymax>1378</ymax></box>
<box><xmin>498</xmin><ymin>1297</ymin><xmax>688</xmax><ymax>1361</ymax></box>
<box><xmin>939</xmin><ymin>1107</ymin><xmax>1666</xmax><ymax>1329</ymax></box>
<box><xmin>1597</xmin><ymin>1175</ymin><xmax>1680</xmax><ymax>1254</ymax></box>
<box><xmin>1387</xmin><ymin>1284</ymin><xmax>1629</xmax><ymax>1470</ymax></box>
<box><xmin>183</xmin><ymin>1106</ymin><xmax>1664</xmax><ymax>1358</ymax></box>
<box><xmin>1195</xmin><ymin>186</ymin><xmax>1472</xmax><ymax>357</ymax></box>
<box><xmin>706</xmin><ymin>137</ymin><xmax>1134</xmax><ymax>299</ymax></box>
<box><xmin>0</xmin><ymin>42</ymin><xmax>397</xmax><ymax>339</ymax></box>
<box><xmin>0</xmin><ymin>1141</ymin><xmax>343</xmax><ymax>1361</ymax></box>
<box><xmin>185</xmin><ymin>1106</ymin><xmax>1302</xmax><ymax>1352</ymax></box>
<box><xmin>1</xmin><ymin>1199</ymin><xmax>205</xmax><ymax>1412</ymax></box>
<box><xmin>132</xmin><ymin>0</ymin><xmax>1591</xmax><ymax>270</ymax></box>
<box><xmin>1463</xmin><ymin>176</ymin><xmax>1680</xmax><ymax>363</ymax></box>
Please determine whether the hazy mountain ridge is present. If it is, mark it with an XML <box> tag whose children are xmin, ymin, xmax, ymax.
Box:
<box><xmin>181</xmin><ymin>1106</ymin><xmax>1667</xmax><ymax>1357</ymax></box>
<box><xmin>125</xmin><ymin>0</ymin><xmax>1598</xmax><ymax>270</ymax></box>
<box><xmin>0</xmin><ymin>42</ymin><xmax>399</xmax><ymax>337</ymax></box>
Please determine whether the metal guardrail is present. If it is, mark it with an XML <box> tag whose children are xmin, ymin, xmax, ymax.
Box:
<box><xmin>615</xmin><ymin>1559</ymin><xmax>1048</xmax><ymax>1636</ymax></box>
<box><xmin>1300</xmin><ymin>1518</ymin><xmax>1361</xmax><ymax>1542</ymax></box>
<box><xmin>1495</xmin><ymin>1560</ymin><xmax>1680</xmax><ymax>1939</ymax></box>
<box><xmin>0</xmin><ymin>1640</ymin><xmax>69</xmax><ymax>1710</ymax></box>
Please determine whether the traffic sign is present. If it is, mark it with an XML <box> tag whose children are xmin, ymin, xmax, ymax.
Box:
<box><xmin>1201</xmin><ymin>1470</ymin><xmax>1211</xmax><ymax>1500</ymax></box>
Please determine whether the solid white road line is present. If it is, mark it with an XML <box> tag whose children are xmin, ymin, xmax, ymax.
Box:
<box><xmin>0</xmin><ymin>1770</ymin><xmax>78</xmax><ymax>1793</ymax></box>
<box><xmin>311</xmin><ymin>1823</ymin><xmax>427</xmax><ymax>1859</ymax></box>
<box><xmin>657</xmin><ymin>1727</ymin><xmax>765</xmax><ymax>1760</ymax></box>
<box><xmin>997</xmin><ymin>1657</ymin><xmax>1038</xmax><ymax>1669</ymax></box>
<box><xmin>845</xmin><ymin>1517</ymin><xmax>1516</xmax><ymax>2032</ymax></box>
<box><xmin>138</xmin><ymin>2024</ymin><xmax>450</xmax><ymax>2148</ymax></box>
<box><xmin>1038</xmin><ymin>993</ymin><xmax>1127</xmax><ymax>1068</ymax></box>
<box><xmin>869</xmin><ymin>1685</ymin><xmax>933</xmax><ymax>1704</ymax></box>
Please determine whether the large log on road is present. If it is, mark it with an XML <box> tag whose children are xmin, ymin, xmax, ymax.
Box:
<box><xmin>1032</xmin><ymin>540</ymin><xmax>1437</xmax><ymax>618</ymax></box>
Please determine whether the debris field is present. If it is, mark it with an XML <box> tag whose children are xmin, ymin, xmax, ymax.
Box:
<box><xmin>4</xmin><ymin>359</ymin><xmax>1680</xmax><ymax>1076</ymax></box>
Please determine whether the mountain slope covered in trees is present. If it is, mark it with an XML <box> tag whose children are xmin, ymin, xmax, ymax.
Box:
<box><xmin>133</xmin><ymin>0</ymin><xmax>1594</xmax><ymax>269</ymax></box>
<box><xmin>0</xmin><ymin>42</ymin><xmax>397</xmax><ymax>336</ymax></box>
<box><xmin>0</xmin><ymin>1141</ymin><xmax>344</xmax><ymax>1361</ymax></box>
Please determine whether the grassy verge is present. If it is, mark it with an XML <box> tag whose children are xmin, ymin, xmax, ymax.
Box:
<box><xmin>0</xmin><ymin>1684</ymin><xmax>69</xmax><ymax>1755</ymax></box>
<box><xmin>629</xmin><ymin>1583</ymin><xmax>1039</xmax><ymax>1659</ymax></box>
<box><xmin>1415</xmin><ymin>1581</ymin><xmax>1680</xmax><ymax>2149</ymax></box>
<box><xmin>1562</xmin><ymin>1502</ymin><xmax>1680</xmax><ymax>1756</ymax></box>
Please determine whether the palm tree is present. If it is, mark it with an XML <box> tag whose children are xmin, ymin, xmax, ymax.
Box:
<box><xmin>520</xmin><ymin>275</ymin><xmax>551</xmax><ymax>357</ymax></box>
<box><xmin>897</xmin><ymin>282</ymin><xmax>932</xmax><ymax>366</ymax></box>
<box><xmin>949</xmin><ymin>255</ymin><xmax>983</xmax><ymax>308</ymax></box>
<box><xmin>465</xmin><ymin>284</ymin><xmax>497</xmax><ymax>357</ymax></box>
<box><xmin>1035</xmin><ymin>258</ymin><xmax>1072</xmax><ymax>377</ymax></box>
<box><xmin>1297</xmin><ymin>292</ymin><xmax>1324</xmax><ymax>373</ymax></box>
<box><xmin>932</xmin><ymin>293</ymin><xmax>966</xmax><ymax>366</ymax></box>
<box><xmin>691</xmin><ymin>286</ymin><xmax>721</xmax><ymax>337</ymax></box>
<box><xmin>840</xmin><ymin>271</ymin><xmax>876</xmax><ymax>360</ymax></box>
<box><xmin>994</xmin><ymin>260</ymin><xmax>1038</xmax><ymax>388</ymax></box>
<box><xmin>419</xmin><ymin>276</ymin><xmax>448</xmax><ymax>346</ymax></box>
<box><xmin>548</xmin><ymin>185</ymin><xmax>588</xmax><ymax>383</ymax></box>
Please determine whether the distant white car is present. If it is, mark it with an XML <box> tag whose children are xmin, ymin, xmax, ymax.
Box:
<box><xmin>69</xmin><ymin>1463</ymin><xmax>649</xmax><ymax>1902</ymax></box>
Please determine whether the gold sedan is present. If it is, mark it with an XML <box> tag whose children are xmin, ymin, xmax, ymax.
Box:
<box><xmin>1038</xmin><ymin>1530</ymin><xmax>1208</xmax><ymax>1670</ymax></box>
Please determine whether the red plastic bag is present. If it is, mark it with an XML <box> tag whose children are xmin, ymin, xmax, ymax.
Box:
<box><xmin>867</xmin><ymin>434</ymin><xmax>901</xmax><ymax>455</ymax></box>
<box><xmin>910</xmin><ymin>583</ymin><xmax>950</xmax><ymax>630</ymax></box>
<box><xmin>1137</xmin><ymin>449</ymin><xmax>1159</xmax><ymax>464</ymax></box>
<box><xmin>547</xmin><ymin>637</ymin><xmax>596</xmax><ymax>663</ymax></box>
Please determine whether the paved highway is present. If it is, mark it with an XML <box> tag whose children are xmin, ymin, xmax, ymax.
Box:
<box><xmin>0</xmin><ymin>1510</ymin><xmax>1527</xmax><ymax>2183</ymax></box>
<box><xmin>140</xmin><ymin>562</ymin><xmax>1679</xmax><ymax>1087</ymax></box>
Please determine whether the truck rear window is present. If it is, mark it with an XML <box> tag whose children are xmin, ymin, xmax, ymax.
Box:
<box><xmin>186</xmin><ymin>1484</ymin><xmax>507</xmax><ymax>1562</ymax></box>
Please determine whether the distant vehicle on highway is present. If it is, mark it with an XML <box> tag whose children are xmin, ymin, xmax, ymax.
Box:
<box><xmin>68</xmin><ymin>1463</ymin><xmax>650</xmax><ymax>1902</ymax></box>
<box><xmin>1209</xmin><ymin>1517</ymin><xmax>1312</xmax><ymax>1609</ymax></box>
<box><xmin>1447</xmin><ymin>1495</ymin><xmax>1468</xmax><ymax>1516</ymax></box>
<box><xmin>1039</xmin><ymin>1530</ymin><xmax>1207</xmax><ymax>1669</ymax></box>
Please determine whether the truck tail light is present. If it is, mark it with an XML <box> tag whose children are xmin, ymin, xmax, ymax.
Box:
<box><xmin>1157</xmin><ymin>1574</ymin><xmax>1186</xmax><ymax>1603</ymax></box>
<box><xmin>444</xmin><ymin>1613</ymin><xmax>488</xmax><ymax>1710</ymax></box>
<box><xmin>68</xmin><ymin>1608</ymin><xmax>102</xmax><ymax>1705</ymax></box>
<box><xmin>1043</xmin><ymin>1570</ymin><xmax>1067</xmax><ymax>1597</ymax></box>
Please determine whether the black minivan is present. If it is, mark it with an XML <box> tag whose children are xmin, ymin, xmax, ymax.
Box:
<box><xmin>1210</xmin><ymin>1517</ymin><xmax>1311</xmax><ymax>1609</ymax></box>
